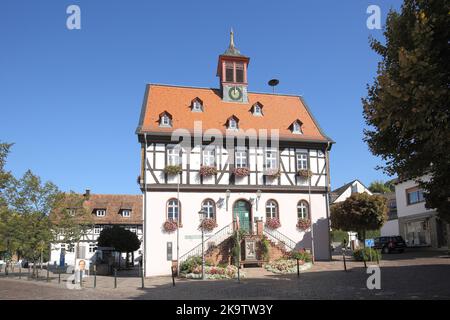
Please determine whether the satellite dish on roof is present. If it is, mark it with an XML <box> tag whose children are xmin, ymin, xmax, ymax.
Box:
<box><xmin>268</xmin><ymin>79</ymin><xmax>279</xmax><ymax>93</ymax></box>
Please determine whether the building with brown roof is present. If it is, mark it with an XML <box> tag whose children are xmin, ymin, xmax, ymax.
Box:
<box><xmin>136</xmin><ymin>30</ymin><xmax>334</xmax><ymax>276</ymax></box>
<box><xmin>50</xmin><ymin>190</ymin><xmax>143</xmax><ymax>267</ymax></box>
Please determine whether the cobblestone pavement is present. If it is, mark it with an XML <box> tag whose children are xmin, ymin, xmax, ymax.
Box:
<box><xmin>1</xmin><ymin>249</ymin><xmax>449</xmax><ymax>300</ymax></box>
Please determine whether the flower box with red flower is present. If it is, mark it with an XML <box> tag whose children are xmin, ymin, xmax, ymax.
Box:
<box><xmin>233</xmin><ymin>167</ymin><xmax>250</xmax><ymax>177</ymax></box>
<box><xmin>199</xmin><ymin>166</ymin><xmax>218</xmax><ymax>177</ymax></box>
<box><xmin>265</xmin><ymin>217</ymin><xmax>281</xmax><ymax>229</ymax></box>
<box><xmin>199</xmin><ymin>218</ymin><xmax>217</xmax><ymax>232</ymax></box>
<box><xmin>163</xmin><ymin>220</ymin><xmax>178</xmax><ymax>233</ymax></box>
<box><xmin>296</xmin><ymin>218</ymin><xmax>311</xmax><ymax>231</ymax></box>
<box><xmin>297</xmin><ymin>169</ymin><xmax>312</xmax><ymax>179</ymax></box>
<box><xmin>263</xmin><ymin>169</ymin><xmax>281</xmax><ymax>178</ymax></box>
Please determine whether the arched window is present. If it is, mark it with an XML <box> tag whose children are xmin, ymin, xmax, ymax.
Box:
<box><xmin>202</xmin><ymin>199</ymin><xmax>216</xmax><ymax>220</ymax></box>
<box><xmin>167</xmin><ymin>199</ymin><xmax>180</xmax><ymax>222</ymax></box>
<box><xmin>297</xmin><ymin>200</ymin><xmax>309</xmax><ymax>219</ymax></box>
<box><xmin>265</xmin><ymin>200</ymin><xmax>279</xmax><ymax>219</ymax></box>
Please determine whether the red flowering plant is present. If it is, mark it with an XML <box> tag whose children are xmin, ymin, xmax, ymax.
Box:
<box><xmin>296</xmin><ymin>218</ymin><xmax>311</xmax><ymax>231</ymax></box>
<box><xmin>199</xmin><ymin>166</ymin><xmax>218</xmax><ymax>177</ymax></box>
<box><xmin>199</xmin><ymin>218</ymin><xmax>217</xmax><ymax>232</ymax></box>
<box><xmin>263</xmin><ymin>169</ymin><xmax>281</xmax><ymax>178</ymax></box>
<box><xmin>265</xmin><ymin>217</ymin><xmax>281</xmax><ymax>229</ymax></box>
<box><xmin>297</xmin><ymin>169</ymin><xmax>312</xmax><ymax>179</ymax></box>
<box><xmin>162</xmin><ymin>220</ymin><xmax>178</xmax><ymax>233</ymax></box>
<box><xmin>233</xmin><ymin>167</ymin><xmax>250</xmax><ymax>177</ymax></box>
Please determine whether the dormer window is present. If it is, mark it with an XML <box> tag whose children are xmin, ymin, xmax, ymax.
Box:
<box><xmin>191</xmin><ymin>98</ymin><xmax>203</xmax><ymax>112</ymax></box>
<box><xmin>251</xmin><ymin>103</ymin><xmax>263</xmax><ymax>116</ymax></box>
<box><xmin>227</xmin><ymin>116</ymin><xmax>239</xmax><ymax>130</ymax></box>
<box><xmin>96</xmin><ymin>209</ymin><xmax>106</xmax><ymax>217</ymax></box>
<box><xmin>159</xmin><ymin>112</ymin><xmax>172</xmax><ymax>127</ymax></box>
<box><xmin>121</xmin><ymin>209</ymin><xmax>131</xmax><ymax>217</ymax></box>
<box><xmin>291</xmin><ymin>120</ymin><xmax>303</xmax><ymax>134</ymax></box>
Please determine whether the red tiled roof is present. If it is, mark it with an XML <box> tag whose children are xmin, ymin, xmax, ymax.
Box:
<box><xmin>137</xmin><ymin>84</ymin><xmax>332</xmax><ymax>142</ymax></box>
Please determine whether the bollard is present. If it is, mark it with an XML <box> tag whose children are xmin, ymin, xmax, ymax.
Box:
<box><xmin>297</xmin><ymin>259</ymin><xmax>300</xmax><ymax>278</ymax></box>
<box><xmin>114</xmin><ymin>268</ymin><xmax>117</xmax><ymax>289</ymax></box>
<box><xmin>171</xmin><ymin>266</ymin><xmax>176</xmax><ymax>287</ymax></box>
<box><xmin>94</xmin><ymin>265</ymin><xmax>97</xmax><ymax>289</ymax></box>
<box><xmin>58</xmin><ymin>270</ymin><xmax>61</xmax><ymax>284</ymax></box>
<box><xmin>47</xmin><ymin>263</ymin><xmax>50</xmax><ymax>282</ymax></box>
<box><xmin>343</xmin><ymin>253</ymin><xmax>347</xmax><ymax>272</ymax></box>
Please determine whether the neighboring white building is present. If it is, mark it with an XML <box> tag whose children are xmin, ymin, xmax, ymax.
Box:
<box><xmin>331</xmin><ymin>179</ymin><xmax>373</xmax><ymax>248</ymax></box>
<box><xmin>389</xmin><ymin>176</ymin><xmax>449</xmax><ymax>248</ymax></box>
<box><xmin>136</xmin><ymin>31</ymin><xmax>334</xmax><ymax>276</ymax></box>
<box><xmin>380</xmin><ymin>192</ymin><xmax>399</xmax><ymax>237</ymax></box>
<box><xmin>50</xmin><ymin>192</ymin><xmax>143</xmax><ymax>267</ymax></box>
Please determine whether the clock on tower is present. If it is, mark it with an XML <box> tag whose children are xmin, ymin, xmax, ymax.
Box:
<box><xmin>217</xmin><ymin>29</ymin><xmax>249</xmax><ymax>103</ymax></box>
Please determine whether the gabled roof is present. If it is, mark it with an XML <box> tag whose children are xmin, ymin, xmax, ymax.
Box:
<box><xmin>136</xmin><ymin>84</ymin><xmax>333</xmax><ymax>143</ymax></box>
<box><xmin>331</xmin><ymin>179</ymin><xmax>370</xmax><ymax>203</ymax></box>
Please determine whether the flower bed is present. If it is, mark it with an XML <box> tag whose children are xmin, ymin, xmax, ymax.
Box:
<box><xmin>199</xmin><ymin>218</ymin><xmax>217</xmax><ymax>232</ymax></box>
<box><xmin>265</xmin><ymin>217</ymin><xmax>281</xmax><ymax>229</ymax></box>
<box><xmin>296</xmin><ymin>218</ymin><xmax>311</xmax><ymax>231</ymax></box>
<box><xmin>233</xmin><ymin>167</ymin><xmax>250</xmax><ymax>177</ymax></box>
<box><xmin>162</xmin><ymin>220</ymin><xmax>178</xmax><ymax>233</ymax></box>
<box><xmin>265</xmin><ymin>259</ymin><xmax>312</xmax><ymax>274</ymax></box>
<box><xmin>180</xmin><ymin>265</ymin><xmax>245</xmax><ymax>280</ymax></box>
<box><xmin>199</xmin><ymin>166</ymin><xmax>218</xmax><ymax>176</ymax></box>
<box><xmin>164</xmin><ymin>165</ymin><xmax>182</xmax><ymax>175</ymax></box>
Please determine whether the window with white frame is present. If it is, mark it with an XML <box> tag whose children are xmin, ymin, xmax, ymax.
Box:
<box><xmin>192</xmin><ymin>99</ymin><xmax>203</xmax><ymax>112</ymax></box>
<box><xmin>167</xmin><ymin>199</ymin><xmax>180</xmax><ymax>221</ymax></box>
<box><xmin>253</xmin><ymin>103</ymin><xmax>262</xmax><ymax>116</ymax></box>
<box><xmin>228</xmin><ymin>118</ymin><xmax>238</xmax><ymax>130</ymax></box>
<box><xmin>297</xmin><ymin>201</ymin><xmax>309</xmax><ymax>219</ymax></box>
<box><xmin>121</xmin><ymin>209</ymin><xmax>131</xmax><ymax>217</ymax></box>
<box><xmin>67</xmin><ymin>208</ymin><xmax>76</xmax><ymax>216</ymax></box>
<box><xmin>202</xmin><ymin>147</ymin><xmax>216</xmax><ymax>166</ymax></box>
<box><xmin>160</xmin><ymin>113</ymin><xmax>171</xmax><ymax>127</ymax></box>
<box><xmin>89</xmin><ymin>243</ymin><xmax>96</xmax><ymax>253</ymax></box>
<box><xmin>296</xmin><ymin>152</ymin><xmax>308</xmax><ymax>170</ymax></box>
<box><xmin>202</xmin><ymin>199</ymin><xmax>215</xmax><ymax>220</ymax></box>
<box><xmin>292</xmin><ymin>121</ymin><xmax>302</xmax><ymax>134</ymax></box>
<box><xmin>265</xmin><ymin>149</ymin><xmax>278</xmax><ymax>169</ymax></box>
<box><xmin>67</xmin><ymin>244</ymin><xmax>75</xmax><ymax>252</ymax></box>
<box><xmin>167</xmin><ymin>145</ymin><xmax>181</xmax><ymax>166</ymax></box>
<box><xmin>96</xmin><ymin>209</ymin><xmax>106</xmax><ymax>217</ymax></box>
<box><xmin>235</xmin><ymin>147</ymin><xmax>247</xmax><ymax>168</ymax></box>
<box><xmin>94</xmin><ymin>226</ymin><xmax>102</xmax><ymax>234</ymax></box>
<box><xmin>265</xmin><ymin>200</ymin><xmax>279</xmax><ymax>219</ymax></box>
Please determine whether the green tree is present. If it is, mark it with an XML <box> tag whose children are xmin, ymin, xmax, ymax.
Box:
<box><xmin>362</xmin><ymin>0</ymin><xmax>450</xmax><ymax>221</ymax></box>
<box><xmin>368</xmin><ymin>180</ymin><xmax>393</xmax><ymax>194</ymax></box>
<box><xmin>330</xmin><ymin>193</ymin><xmax>388</xmax><ymax>243</ymax></box>
<box><xmin>97</xmin><ymin>226</ymin><xmax>141</xmax><ymax>268</ymax></box>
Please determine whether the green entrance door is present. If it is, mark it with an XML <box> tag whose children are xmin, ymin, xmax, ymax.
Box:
<box><xmin>233</xmin><ymin>200</ymin><xmax>251</xmax><ymax>232</ymax></box>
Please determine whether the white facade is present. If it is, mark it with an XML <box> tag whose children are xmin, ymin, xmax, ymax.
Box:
<box><xmin>142</xmin><ymin>142</ymin><xmax>332</xmax><ymax>276</ymax></box>
<box><xmin>381</xmin><ymin>219</ymin><xmax>399</xmax><ymax>237</ymax></box>
<box><xmin>332</xmin><ymin>180</ymin><xmax>372</xmax><ymax>204</ymax></box>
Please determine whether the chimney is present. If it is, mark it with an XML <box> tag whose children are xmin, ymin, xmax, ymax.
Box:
<box><xmin>84</xmin><ymin>188</ymin><xmax>91</xmax><ymax>199</ymax></box>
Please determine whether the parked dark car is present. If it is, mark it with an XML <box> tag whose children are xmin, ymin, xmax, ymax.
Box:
<box><xmin>374</xmin><ymin>236</ymin><xmax>406</xmax><ymax>253</ymax></box>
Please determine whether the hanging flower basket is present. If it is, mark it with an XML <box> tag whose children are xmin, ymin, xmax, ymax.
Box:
<box><xmin>233</xmin><ymin>167</ymin><xmax>250</xmax><ymax>177</ymax></box>
<box><xmin>163</xmin><ymin>220</ymin><xmax>178</xmax><ymax>233</ymax></box>
<box><xmin>264</xmin><ymin>169</ymin><xmax>281</xmax><ymax>178</ymax></box>
<box><xmin>265</xmin><ymin>217</ymin><xmax>281</xmax><ymax>229</ymax></box>
<box><xmin>199</xmin><ymin>218</ymin><xmax>217</xmax><ymax>232</ymax></box>
<box><xmin>199</xmin><ymin>166</ymin><xmax>218</xmax><ymax>177</ymax></box>
<box><xmin>164</xmin><ymin>165</ymin><xmax>182</xmax><ymax>175</ymax></box>
<box><xmin>297</xmin><ymin>169</ymin><xmax>312</xmax><ymax>178</ymax></box>
<box><xmin>296</xmin><ymin>218</ymin><xmax>311</xmax><ymax>231</ymax></box>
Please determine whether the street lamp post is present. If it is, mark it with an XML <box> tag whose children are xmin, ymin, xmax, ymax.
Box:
<box><xmin>198</xmin><ymin>209</ymin><xmax>206</xmax><ymax>280</ymax></box>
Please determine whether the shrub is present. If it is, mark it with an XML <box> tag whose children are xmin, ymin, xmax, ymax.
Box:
<box><xmin>179</xmin><ymin>256</ymin><xmax>202</xmax><ymax>274</ymax></box>
<box><xmin>353</xmin><ymin>248</ymin><xmax>381</xmax><ymax>262</ymax></box>
<box><xmin>260</xmin><ymin>236</ymin><xmax>271</xmax><ymax>261</ymax></box>
<box><xmin>233</xmin><ymin>167</ymin><xmax>250</xmax><ymax>177</ymax></box>
<box><xmin>162</xmin><ymin>220</ymin><xmax>178</xmax><ymax>233</ymax></box>
<box><xmin>289</xmin><ymin>249</ymin><xmax>312</xmax><ymax>262</ymax></box>
<box><xmin>265</xmin><ymin>217</ymin><xmax>281</xmax><ymax>229</ymax></box>
<box><xmin>296</xmin><ymin>218</ymin><xmax>311</xmax><ymax>231</ymax></box>
<box><xmin>164</xmin><ymin>165</ymin><xmax>182</xmax><ymax>175</ymax></box>
<box><xmin>199</xmin><ymin>166</ymin><xmax>218</xmax><ymax>176</ymax></box>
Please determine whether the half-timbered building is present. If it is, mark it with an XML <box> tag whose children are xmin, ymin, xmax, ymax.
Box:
<box><xmin>136</xmin><ymin>31</ymin><xmax>334</xmax><ymax>276</ymax></box>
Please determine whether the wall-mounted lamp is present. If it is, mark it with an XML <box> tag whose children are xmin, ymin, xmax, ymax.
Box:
<box><xmin>256</xmin><ymin>189</ymin><xmax>262</xmax><ymax>210</ymax></box>
<box><xmin>226</xmin><ymin>189</ymin><xmax>231</xmax><ymax>211</ymax></box>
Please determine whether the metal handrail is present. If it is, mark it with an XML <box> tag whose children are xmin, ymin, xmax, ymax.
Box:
<box><xmin>263</xmin><ymin>226</ymin><xmax>297</xmax><ymax>251</ymax></box>
<box><xmin>179</xmin><ymin>222</ymin><xmax>234</xmax><ymax>264</ymax></box>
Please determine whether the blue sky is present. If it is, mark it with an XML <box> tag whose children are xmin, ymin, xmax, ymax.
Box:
<box><xmin>0</xmin><ymin>0</ymin><xmax>402</xmax><ymax>194</ymax></box>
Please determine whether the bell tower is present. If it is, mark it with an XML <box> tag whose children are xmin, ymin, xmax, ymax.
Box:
<box><xmin>216</xmin><ymin>29</ymin><xmax>250</xmax><ymax>103</ymax></box>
